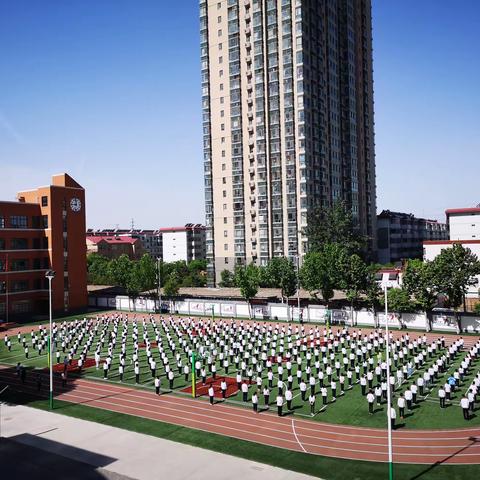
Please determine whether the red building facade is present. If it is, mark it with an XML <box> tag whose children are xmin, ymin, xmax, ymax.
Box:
<box><xmin>0</xmin><ymin>173</ymin><xmax>87</xmax><ymax>321</ymax></box>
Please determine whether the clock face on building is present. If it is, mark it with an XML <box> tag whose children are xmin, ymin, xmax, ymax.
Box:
<box><xmin>70</xmin><ymin>197</ymin><xmax>82</xmax><ymax>212</ymax></box>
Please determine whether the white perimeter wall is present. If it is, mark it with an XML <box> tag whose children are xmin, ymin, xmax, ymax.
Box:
<box><xmin>89</xmin><ymin>295</ymin><xmax>480</xmax><ymax>334</ymax></box>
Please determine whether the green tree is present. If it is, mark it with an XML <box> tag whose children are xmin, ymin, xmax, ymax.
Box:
<box><xmin>432</xmin><ymin>244</ymin><xmax>480</xmax><ymax>330</ymax></box>
<box><xmin>403</xmin><ymin>259</ymin><xmax>438</xmax><ymax>330</ymax></box>
<box><xmin>235</xmin><ymin>263</ymin><xmax>260</xmax><ymax>319</ymax></box>
<box><xmin>87</xmin><ymin>253</ymin><xmax>112</xmax><ymax>285</ymax></box>
<box><xmin>135</xmin><ymin>254</ymin><xmax>157</xmax><ymax>293</ymax></box>
<box><xmin>163</xmin><ymin>271</ymin><xmax>181</xmax><ymax>312</ymax></box>
<box><xmin>182</xmin><ymin>259</ymin><xmax>207</xmax><ymax>287</ymax></box>
<box><xmin>108</xmin><ymin>254</ymin><xmax>133</xmax><ymax>289</ymax></box>
<box><xmin>364</xmin><ymin>269</ymin><xmax>382</xmax><ymax>326</ymax></box>
<box><xmin>300</xmin><ymin>244</ymin><xmax>347</xmax><ymax>309</ymax></box>
<box><xmin>219</xmin><ymin>269</ymin><xmax>235</xmax><ymax>288</ymax></box>
<box><xmin>125</xmin><ymin>261</ymin><xmax>144</xmax><ymax>311</ymax></box>
<box><xmin>304</xmin><ymin>201</ymin><xmax>365</xmax><ymax>255</ymax></box>
<box><xmin>380</xmin><ymin>288</ymin><xmax>416</xmax><ymax>328</ymax></box>
<box><xmin>474</xmin><ymin>302</ymin><xmax>480</xmax><ymax>315</ymax></box>
<box><xmin>339</xmin><ymin>254</ymin><xmax>369</xmax><ymax>326</ymax></box>
<box><xmin>263</xmin><ymin>257</ymin><xmax>298</xmax><ymax>320</ymax></box>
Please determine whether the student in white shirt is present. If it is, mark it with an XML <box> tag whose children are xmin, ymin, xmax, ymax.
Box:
<box><xmin>252</xmin><ymin>391</ymin><xmax>259</xmax><ymax>413</ymax></box>
<box><xmin>208</xmin><ymin>385</ymin><xmax>215</xmax><ymax>405</ymax></box>
<box><xmin>276</xmin><ymin>394</ymin><xmax>284</xmax><ymax>417</ymax></box>
<box><xmin>309</xmin><ymin>394</ymin><xmax>316</xmax><ymax>416</ymax></box>
<box><xmin>460</xmin><ymin>395</ymin><xmax>470</xmax><ymax>420</ymax></box>
<box><xmin>366</xmin><ymin>390</ymin><xmax>375</xmax><ymax>414</ymax></box>
<box><xmin>438</xmin><ymin>387</ymin><xmax>446</xmax><ymax>408</ymax></box>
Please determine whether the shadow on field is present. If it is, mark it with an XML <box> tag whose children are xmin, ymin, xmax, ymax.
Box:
<box><xmin>0</xmin><ymin>435</ymin><xmax>120</xmax><ymax>480</ymax></box>
<box><xmin>409</xmin><ymin>436</ymin><xmax>480</xmax><ymax>480</ymax></box>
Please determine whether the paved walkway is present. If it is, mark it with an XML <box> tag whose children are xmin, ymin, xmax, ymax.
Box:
<box><xmin>0</xmin><ymin>404</ymin><xmax>318</xmax><ymax>480</ymax></box>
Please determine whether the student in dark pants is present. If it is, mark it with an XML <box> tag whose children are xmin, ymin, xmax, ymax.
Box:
<box><xmin>276</xmin><ymin>395</ymin><xmax>284</xmax><ymax>417</ymax></box>
<box><xmin>208</xmin><ymin>386</ymin><xmax>215</xmax><ymax>405</ymax></box>
<box><xmin>252</xmin><ymin>391</ymin><xmax>259</xmax><ymax>413</ymax></box>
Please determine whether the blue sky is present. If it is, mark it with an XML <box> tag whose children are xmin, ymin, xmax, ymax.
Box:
<box><xmin>0</xmin><ymin>0</ymin><xmax>479</xmax><ymax>228</ymax></box>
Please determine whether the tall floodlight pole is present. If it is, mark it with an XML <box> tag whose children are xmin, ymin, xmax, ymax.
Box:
<box><xmin>295</xmin><ymin>255</ymin><xmax>301</xmax><ymax>322</ymax></box>
<box><xmin>384</xmin><ymin>284</ymin><xmax>393</xmax><ymax>480</ymax></box>
<box><xmin>157</xmin><ymin>257</ymin><xmax>162</xmax><ymax>313</ymax></box>
<box><xmin>191</xmin><ymin>351</ymin><xmax>196</xmax><ymax>398</ymax></box>
<box><xmin>45</xmin><ymin>270</ymin><xmax>56</xmax><ymax>410</ymax></box>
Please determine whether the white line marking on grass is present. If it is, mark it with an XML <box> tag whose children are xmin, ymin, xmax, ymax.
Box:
<box><xmin>291</xmin><ymin>417</ymin><xmax>307</xmax><ymax>452</ymax></box>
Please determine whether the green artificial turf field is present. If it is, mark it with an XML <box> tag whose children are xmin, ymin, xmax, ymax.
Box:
<box><xmin>1</xmin><ymin>313</ymin><xmax>479</xmax><ymax>430</ymax></box>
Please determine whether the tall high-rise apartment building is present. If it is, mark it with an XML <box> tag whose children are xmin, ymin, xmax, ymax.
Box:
<box><xmin>201</xmin><ymin>0</ymin><xmax>376</xmax><ymax>284</ymax></box>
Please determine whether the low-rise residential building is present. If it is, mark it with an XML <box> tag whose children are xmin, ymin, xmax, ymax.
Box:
<box><xmin>86</xmin><ymin>224</ymin><xmax>206</xmax><ymax>263</ymax></box>
<box><xmin>87</xmin><ymin>229</ymin><xmax>162</xmax><ymax>258</ymax></box>
<box><xmin>160</xmin><ymin>224</ymin><xmax>206</xmax><ymax>263</ymax></box>
<box><xmin>377</xmin><ymin>210</ymin><xmax>448</xmax><ymax>264</ymax></box>
<box><xmin>86</xmin><ymin>236</ymin><xmax>144</xmax><ymax>260</ymax></box>
<box><xmin>375</xmin><ymin>268</ymin><xmax>403</xmax><ymax>290</ymax></box>
<box><xmin>446</xmin><ymin>207</ymin><xmax>480</xmax><ymax>240</ymax></box>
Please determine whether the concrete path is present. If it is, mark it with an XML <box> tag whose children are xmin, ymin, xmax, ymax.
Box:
<box><xmin>0</xmin><ymin>403</ymin><xmax>319</xmax><ymax>480</ymax></box>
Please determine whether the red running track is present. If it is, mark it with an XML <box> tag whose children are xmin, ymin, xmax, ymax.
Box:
<box><xmin>1</xmin><ymin>367</ymin><xmax>479</xmax><ymax>465</ymax></box>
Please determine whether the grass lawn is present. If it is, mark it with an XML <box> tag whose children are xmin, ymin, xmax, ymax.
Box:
<box><xmin>1</xmin><ymin>316</ymin><xmax>479</xmax><ymax>430</ymax></box>
<box><xmin>0</xmin><ymin>387</ymin><xmax>478</xmax><ymax>480</ymax></box>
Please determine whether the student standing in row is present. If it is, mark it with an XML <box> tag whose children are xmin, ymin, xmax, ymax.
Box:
<box><xmin>252</xmin><ymin>390</ymin><xmax>258</xmax><ymax>413</ymax></box>
<box><xmin>309</xmin><ymin>394</ymin><xmax>316</xmax><ymax>416</ymax></box>
<box><xmin>208</xmin><ymin>385</ymin><xmax>215</xmax><ymax>405</ymax></box>
<box><xmin>367</xmin><ymin>390</ymin><xmax>375</xmax><ymax>414</ymax></box>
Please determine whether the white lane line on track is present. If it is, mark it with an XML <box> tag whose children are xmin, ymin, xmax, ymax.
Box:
<box><xmin>292</xmin><ymin>418</ymin><xmax>307</xmax><ymax>453</ymax></box>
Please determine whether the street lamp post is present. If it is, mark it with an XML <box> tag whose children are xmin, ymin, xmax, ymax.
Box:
<box><xmin>45</xmin><ymin>270</ymin><xmax>56</xmax><ymax>410</ymax></box>
<box><xmin>384</xmin><ymin>284</ymin><xmax>394</xmax><ymax>480</ymax></box>
<box><xmin>295</xmin><ymin>255</ymin><xmax>301</xmax><ymax>323</ymax></box>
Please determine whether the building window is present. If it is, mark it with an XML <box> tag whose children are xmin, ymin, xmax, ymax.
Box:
<box><xmin>11</xmin><ymin>280</ymin><xmax>29</xmax><ymax>292</ymax></box>
<box><xmin>11</xmin><ymin>238</ymin><xmax>28</xmax><ymax>250</ymax></box>
<box><xmin>42</xmin><ymin>215</ymin><xmax>48</xmax><ymax>228</ymax></box>
<box><xmin>0</xmin><ymin>217</ymin><xmax>4</xmax><ymax>228</ymax></box>
<box><xmin>12</xmin><ymin>300</ymin><xmax>31</xmax><ymax>314</ymax></box>
<box><xmin>0</xmin><ymin>282</ymin><xmax>5</xmax><ymax>294</ymax></box>
<box><xmin>10</xmin><ymin>216</ymin><xmax>28</xmax><ymax>229</ymax></box>
<box><xmin>11</xmin><ymin>259</ymin><xmax>28</xmax><ymax>271</ymax></box>
<box><xmin>41</xmin><ymin>196</ymin><xmax>48</xmax><ymax>207</ymax></box>
<box><xmin>0</xmin><ymin>239</ymin><xmax>4</xmax><ymax>250</ymax></box>
<box><xmin>224</xmin><ymin>244</ymin><xmax>228</xmax><ymax>250</ymax></box>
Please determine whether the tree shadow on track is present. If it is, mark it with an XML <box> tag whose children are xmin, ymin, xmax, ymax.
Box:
<box><xmin>409</xmin><ymin>436</ymin><xmax>480</xmax><ymax>480</ymax></box>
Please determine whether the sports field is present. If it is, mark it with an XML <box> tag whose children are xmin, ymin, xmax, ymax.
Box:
<box><xmin>1</xmin><ymin>312</ymin><xmax>479</xmax><ymax>431</ymax></box>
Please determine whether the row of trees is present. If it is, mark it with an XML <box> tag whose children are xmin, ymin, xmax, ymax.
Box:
<box><xmin>87</xmin><ymin>254</ymin><xmax>208</xmax><ymax>301</ymax></box>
